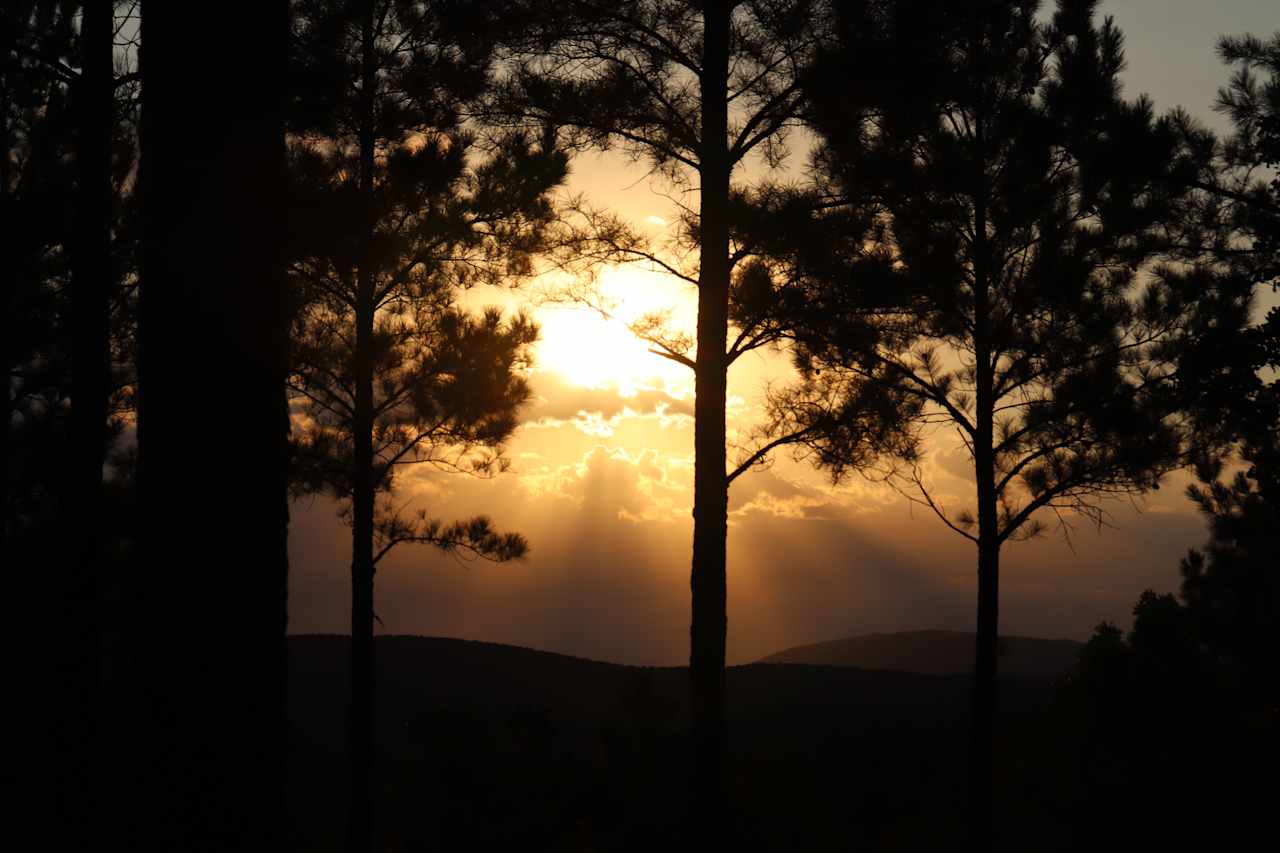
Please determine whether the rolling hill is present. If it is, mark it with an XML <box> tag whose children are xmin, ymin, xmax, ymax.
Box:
<box><xmin>757</xmin><ymin>629</ymin><xmax>1084</xmax><ymax>679</ymax></box>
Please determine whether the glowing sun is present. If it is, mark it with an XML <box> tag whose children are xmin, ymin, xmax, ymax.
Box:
<box><xmin>532</xmin><ymin>266</ymin><xmax>696</xmax><ymax>396</ymax></box>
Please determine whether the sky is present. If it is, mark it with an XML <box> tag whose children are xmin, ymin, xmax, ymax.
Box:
<box><xmin>287</xmin><ymin>1</ymin><xmax>1278</xmax><ymax>665</ymax></box>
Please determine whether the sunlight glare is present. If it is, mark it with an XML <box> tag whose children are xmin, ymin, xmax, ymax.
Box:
<box><xmin>533</xmin><ymin>266</ymin><xmax>696</xmax><ymax>397</ymax></box>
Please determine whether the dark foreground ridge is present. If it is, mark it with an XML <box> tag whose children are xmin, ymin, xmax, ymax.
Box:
<box><xmin>286</xmin><ymin>634</ymin><xmax>1061</xmax><ymax>851</ymax></box>
<box><xmin>757</xmin><ymin>629</ymin><xmax>1084</xmax><ymax>680</ymax></box>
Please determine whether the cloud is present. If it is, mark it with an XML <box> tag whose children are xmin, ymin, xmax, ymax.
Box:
<box><xmin>522</xmin><ymin>371</ymin><xmax>694</xmax><ymax>436</ymax></box>
<box><xmin>521</xmin><ymin>445</ymin><xmax>689</xmax><ymax>523</ymax></box>
<box><xmin>728</xmin><ymin>466</ymin><xmax>833</xmax><ymax>520</ymax></box>
<box><xmin>730</xmin><ymin>467</ymin><xmax>817</xmax><ymax>508</ymax></box>
<box><xmin>727</xmin><ymin>464</ymin><xmax>902</xmax><ymax>522</ymax></box>
<box><xmin>933</xmin><ymin>444</ymin><xmax>975</xmax><ymax>483</ymax></box>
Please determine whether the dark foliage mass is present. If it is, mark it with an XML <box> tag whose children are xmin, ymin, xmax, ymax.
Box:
<box><xmin>3</xmin><ymin>1</ymin><xmax>1275</xmax><ymax>851</ymax></box>
<box><xmin>1058</xmin><ymin>475</ymin><xmax>1279</xmax><ymax>848</ymax></box>
<box><xmin>285</xmin><ymin>635</ymin><xmax>1051</xmax><ymax>852</ymax></box>
<box><xmin>3</xmin><ymin>2</ymin><xmax>139</xmax><ymax>548</ymax></box>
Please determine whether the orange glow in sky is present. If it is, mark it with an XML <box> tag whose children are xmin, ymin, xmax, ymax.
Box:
<box><xmin>288</xmin><ymin>0</ymin><xmax>1275</xmax><ymax>665</ymax></box>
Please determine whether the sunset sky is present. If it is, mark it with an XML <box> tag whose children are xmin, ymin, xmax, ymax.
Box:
<box><xmin>287</xmin><ymin>0</ymin><xmax>1279</xmax><ymax>665</ymax></box>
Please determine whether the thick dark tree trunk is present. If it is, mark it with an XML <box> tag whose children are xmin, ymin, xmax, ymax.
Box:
<box><xmin>347</xmin><ymin>4</ymin><xmax>377</xmax><ymax>852</ymax></box>
<box><xmin>136</xmin><ymin>3</ymin><xmax>289</xmax><ymax>849</ymax></box>
<box><xmin>59</xmin><ymin>3</ymin><xmax>112</xmax><ymax>845</ymax></box>
<box><xmin>969</xmin><ymin>189</ymin><xmax>999</xmax><ymax>852</ymax></box>
<box><xmin>690</xmin><ymin>0</ymin><xmax>731</xmax><ymax>841</ymax></box>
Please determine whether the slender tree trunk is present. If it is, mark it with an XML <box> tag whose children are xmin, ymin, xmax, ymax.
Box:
<box><xmin>970</xmin><ymin>531</ymin><xmax>1000</xmax><ymax>851</ymax></box>
<box><xmin>136</xmin><ymin>3</ymin><xmax>289</xmax><ymax>849</ymax></box>
<box><xmin>690</xmin><ymin>0</ymin><xmax>731</xmax><ymax>841</ymax></box>
<box><xmin>0</xmin><ymin>74</ymin><xmax>11</xmax><ymax>555</ymax></box>
<box><xmin>59</xmin><ymin>3</ymin><xmax>113</xmax><ymax>846</ymax></box>
<box><xmin>969</xmin><ymin>175</ymin><xmax>999</xmax><ymax>852</ymax></box>
<box><xmin>0</xmin><ymin>365</ymin><xmax>9</xmax><ymax>551</ymax></box>
<box><xmin>348</xmin><ymin>505</ymin><xmax>375</xmax><ymax>853</ymax></box>
<box><xmin>347</xmin><ymin>4</ymin><xmax>378</xmax><ymax>851</ymax></box>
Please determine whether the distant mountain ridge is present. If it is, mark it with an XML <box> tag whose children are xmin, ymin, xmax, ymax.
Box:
<box><xmin>757</xmin><ymin>629</ymin><xmax>1084</xmax><ymax>680</ymax></box>
<box><xmin>285</xmin><ymin>634</ymin><xmax>1056</xmax><ymax>756</ymax></box>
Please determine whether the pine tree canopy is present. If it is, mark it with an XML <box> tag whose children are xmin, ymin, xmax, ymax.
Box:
<box><xmin>754</xmin><ymin>0</ymin><xmax>1254</xmax><ymax>542</ymax></box>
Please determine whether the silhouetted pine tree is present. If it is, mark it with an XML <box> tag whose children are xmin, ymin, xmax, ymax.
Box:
<box><xmin>287</xmin><ymin>3</ymin><xmax>566</xmax><ymax>849</ymax></box>
<box><xmin>1184</xmin><ymin>38</ymin><xmax>1280</xmax><ymax>674</ymax></box>
<box><xmin>1166</xmin><ymin>31</ymin><xmax>1279</xmax><ymax>519</ymax></box>
<box><xmin>1167</xmin><ymin>32</ymin><xmax>1279</xmax><ymax>289</ymax></box>
<box><xmin>136</xmin><ymin>2</ymin><xmax>289</xmax><ymax>848</ymax></box>
<box><xmin>2</xmin><ymin>3</ymin><xmax>141</xmax><ymax>845</ymax></box>
<box><xmin>762</xmin><ymin>1</ymin><xmax>1252</xmax><ymax>847</ymax></box>
<box><xmin>492</xmin><ymin>3</ymin><xmax>831</xmax><ymax>834</ymax></box>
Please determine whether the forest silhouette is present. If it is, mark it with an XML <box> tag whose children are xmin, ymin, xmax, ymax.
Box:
<box><xmin>5</xmin><ymin>1</ymin><xmax>1276</xmax><ymax>851</ymax></box>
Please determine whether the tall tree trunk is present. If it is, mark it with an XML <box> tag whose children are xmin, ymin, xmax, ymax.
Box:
<box><xmin>136</xmin><ymin>3</ymin><xmax>289</xmax><ymax>849</ymax></box>
<box><xmin>347</xmin><ymin>3</ymin><xmax>377</xmax><ymax>851</ymax></box>
<box><xmin>0</xmin><ymin>64</ymin><xmax>12</xmax><ymax>555</ymax></box>
<box><xmin>970</xmin><ymin>532</ymin><xmax>1000</xmax><ymax>851</ymax></box>
<box><xmin>60</xmin><ymin>3</ymin><xmax>112</xmax><ymax>845</ymax></box>
<box><xmin>969</xmin><ymin>177</ymin><xmax>999</xmax><ymax>852</ymax></box>
<box><xmin>690</xmin><ymin>0</ymin><xmax>731</xmax><ymax>840</ymax></box>
<box><xmin>0</xmin><ymin>364</ymin><xmax>9</xmax><ymax>552</ymax></box>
